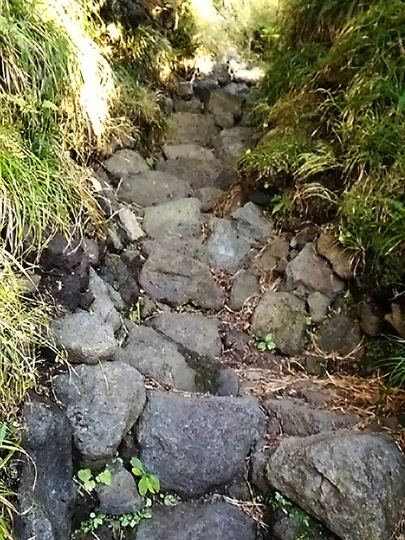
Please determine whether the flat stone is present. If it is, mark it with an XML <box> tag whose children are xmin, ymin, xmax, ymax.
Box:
<box><xmin>96</xmin><ymin>460</ymin><xmax>143</xmax><ymax>515</ymax></box>
<box><xmin>317</xmin><ymin>232</ymin><xmax>353</xmax><ymax>279</ymax></box>
<box><xmin>255</xmin><ymin>235</ymin><xmax>290</xmax><ymax>273</ymax></box>
<box><xmin>208</xmin><ymin>88</ymin><xmax>243</xmax><ymax>128</ymax></box>
<box><xmin>140</xmin><ymin>238</ymin><xmax>225</xmax><ymax>310</ymax></box>
<box><xmin>166</xmin><ymin>113</ymin><xmax>219</xmax><ymax>146</ymax></box>
<box><xmin>50</xmin><ymin>312</ymin><xmax>117</xmax><ymax>364</ymax></box>
<box><xmin>54</xmin><ymin>362</ymin><xmax>146</xmax><ymax>461</ymax></box>
<box><xmin>317</xmin><ymin>310</ymin><xmax>362</xmax><ymax>355</ymax></box>
<box><xmin>156</xmin><ymin>157</ymin><xmax>224</xmax><ymax>190</ymax></box>
<box><xmin>118</xmin><ymin>207</ymin><xmax>145</xmax><ymax>242</ymax></box>
<box><xmin>307</xmin><ymin>292</ymin><xmax>331</xmax><ymax>324</ymax></box>
<box><xmin>266</xmin><ymin>431</ymin><xmax>405</xmax><ymax>540</ymax></box>
<box><xmin>143</xmin><ymin>198</ymin><xmax>202</xmax><ymax>239</ymax></box>
<box><xmin>206</xmin><ymin>218</ymin><xmax>253</xmax><ymax>273</ymax></box>
<box><xmin>114</xmin><ymin>325</ymin><xmax>197</xmax><ymax>392</ymax></box>
<box><xmin>133</xmin><ymin>502</ymin><xmax>257</xmax><ymax>540</ymax></box>
<box><xmin>286</xmin><ymin>243</ymin><xmax>345</xmax><ymax>299</ymax></box>
<box><xmin>162</xmin><ymin>144</ymin><xmax>216</xmax><ymax>161</ymax></box>
<box><xmin>251</xmin><ymin>292</ymin><xmax>307</xmax><ymax>355</ymax></box>
<box><xmin>232</xmin><ymin>202</ymin><xmax>272</xmax><ymax>244</ymax></box>
<box><xmin>230</xmin><ymin>270</ymin><xmax>260</xmax><ymax>310</ymax></box>
<box><xmin>150</xmin><ymin>312</ymin><xmax>221</xmax><ymax>359</ymax></box>
<box><xmin>265</xmin><ymin>398</ymin><xmax>360</xmax><ymax>437</ymax></box>
<box><xmin>89</xmin><ymin>268</ymin><xmax>121</xmax><ymax>331</ymax></box>
<box><xmin>16</xmin><ymin>395</ymin><xmax>75</xmax><ymax>540</ymax></box>
<box><xmin>138</xmin><ymin>392</ymin><xmax>265</xmax><ymax>496</ymax></box>
<box><xmin>103</xmin><ymin>149</ymin><xmax>149</xmax><ymax>179</ymax></box>
<box><xmin>117</xmin><ymin>171</ymin><xmax>191</xmax><ymax>207</ymax></box>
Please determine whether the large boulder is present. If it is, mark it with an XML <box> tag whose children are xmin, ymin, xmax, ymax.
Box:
<box><xmin>50</xmin><ymin>311</ymin><xmax>117</xmax><ymax>364</ymax></box>
<box><xmin>54</xmin><ymin>362</ymin><xmax>146</xmax><ymax>461</ymax></box>
<box><xmin>133</xmin><ymin>502</ymin><xmax>257</xmax><ymax>540</ymax></box>
<box><xmin>16</xmin><ymin>395</ymin><xmax>76</xmax><ymax>540</ymax></box>
<box><xmin>251</xmin><ymin>292</ymin><xmax>307</xmax><ymax>355</ymax></box>
<box><xmin>114</xmin><ymin>325</ymin><xmax>197</xmax><ymax>392</ymax></box>
<box><xmin>140</xmin><ymin>238</ymin><xmax>225</xmax><ymax>310</ymax></box>
<box><xmin>138</xmin><ymin>392</ymin><xmax>265</xmax><ymax>496</ymax></box>
<box><xmin>150</xmin><ymin>312</ymin><xmax>222</xmax><ymax>359</ymax></box>
<box><xmin>143</xmin><ymin>198</ymin><xmax>202</xmax><ymax>239</ymax></box>
<box><xmin>286</xmin><ymin>243</ymin><xmax>345</xmax><ymax>299</ymax></box>
<box><xmin>266</xmin><ymin>430</ymin><xmax>405</xmax><ymax>540</ymax></box>
<box><xmin>117</xmin><ymin>170</ymin><xmax>191</xmax><ymax>207</ymax></box>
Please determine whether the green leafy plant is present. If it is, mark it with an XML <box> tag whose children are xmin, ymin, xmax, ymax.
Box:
<box><xmin>271</xmin><ymin>491</ymin><xmax>310</xmax><ymax>529</ymax></box>
<box><xmin>78</xmin><ymin>512</ymin><xmax>106</xmax><ymax>534</ymax></box>
<box><xmin>130</xmin><ymin>457</ymin><xmax>160</xmax><ymax>497</ymax></box>
<box><xmin>256</xmin><ymin>333</ymin><xmax>277</xmax><ymax>351</ymax></box>
<box><xmin>77</xmin><ymin>466</ymin><xmax>112</xmax><ymax>493</ymax></box>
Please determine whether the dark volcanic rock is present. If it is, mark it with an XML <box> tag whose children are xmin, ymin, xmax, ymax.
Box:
<box><xmin>317</xmin><ymin>310</ymin><xmax>362</xmax><ymax>355</ymax></box>
<box><xmin>96</xmin><ymin>460</ymin><xmax>143</xmax><ymax>515</ymax></box>
<box><xmin>16</xmin><ymin>395</ymin><xmax>75</xmax><ymax>540</ymax></box>
<box><xmin>137</xmin><ymin>392</ymin><xmax>265</xmax><ymax>496</ymax></box>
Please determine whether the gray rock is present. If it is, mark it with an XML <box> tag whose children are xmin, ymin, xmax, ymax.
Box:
<box><xmin>214</xmin><ymin>366</ymin><xmax>239</xmax><ymax>396</ymax></box>
<box><xmin>140</xmin><ymin>238</ymin><xmax>224</xmax><ymax>310</ymax></box>
<box><xmin>208</xmin><ymin>88</ymin><xmax>243</xmax><ymax>128</ymax></box>
<box><xmin>271</xmin><ymin>510</ymin><xmax>334</xmax><ymax>540</ymax></box>
<box><xmin>96</xmin><ymin>460</ymin><xmax>143</xmax><ymax>515</ymax></box>
<box><xmin>50</xmin><ymin>312</ymin><xmax>117</xmax><ymax>363</ymax></box>
<box><xmin>143</xmin><ymin>198</ymin><xmax>202</xmax><ymax>239</ymax></box>
<box><xmin>173</xmin><ymin>97</ymin><xmax>203</xmax><ymax>114</ymax></box>
<box><xmin>16</xmin><ymin>395</ymin><xmax>75</xmax><ymax>540</ymax></box>
<box><xmin>104</xmin><ymin>149</ymin><xmax>149</xmax><ymax>179</ymax></box>
<box><xmin>117</xmin><ymin>171</ymin><xmax>191</xmax><ymax>207</ymax></box>
<box><xmin>264</xmin><ymin>398</ymin><xmax>360</xmax><ymax>437</ymax></box>
<box><xmin>215</xmin><ymin>126</ymin><xmax>255</xmax><ymax>162</ymax></box>
<box><xmin>177</xmin><ymin>81</ymin><xmax>194</xmax><ymax>100</ymax></box>
<box><xmin>194</xmin><ymin>187</ymin><xmax>224</xmax><ymax>211</ymax></box>
<box><xmin>232</xmin><ymin>202</ymin><xmax>272</xmax><ymax>244</ymax></box>
<box><xmin>251</xmin><ymin>292</ymin><xmax>307</xmax><ymax>355</ymax></box>
<box><xmin>307</xmin><ymin>292</ymin><xmax>331</xmax><ymax>324</ymax></box>
<box><xmin>230</xmin><ymin>270</ymin><xmax>260</xmax><ymax>310</ymax></box>
<box><xmin>162</xmin><ymin>144</ymin><xmax>216</xmax><ymax>161</ymax></box>
<box><xmin>358</xmin><ymin>301</ymin><xmax>382</xmax><ymax>336</ymax></box>
<box><xmin>156</xmin><ymin>156</ymin><xmax>224</xmax><ymax>191</ymax></box>
<box><xmin>150</xmin><ymin>312</ymin><xmax>221</xmax><ymax>359</ymax></box>
<box><xmin>82</xmin><ymin>238</ymin><xmax>100</xmax><ymax>266</ymax></box>
<box><xmin>254</xmin><ymin>235</ymin><xmax>290</xmax><ymax>274</ymax></box>
<box><xmin>133</xmin><ymin>502</ymin><xmax>257</xmax><ymax>540</ymax></box>
<box><xmin>118</xmin><ymin>207</ymin><xmax>145</xmax><ymax>242</ymax></box>
<box><xmin>224</xmin><ymin>82</ymin><xmax>250</xmax><ymax>99</ymax></box>
<box><xmin>286</xmin><ymin>243</ymin><xmax>345</xmax><ymax>299</ymax></box>
<box><xmin>89</xmin><ymin>268</ymin><xmax>121</xmax><ymax>331</ymax></box>
<box><xmin>54</xmin><ymin>362</ymin><xmax>146</xmax><ymax>461</ymax></box>
<box><xmin>114</xmin><ymin>325</ymin><xmax>197</xmax><ymax>392</ymax></box>
<box><xmin>266</xmin><ymin>430</ymin><xmax>405</xmax><ymax>540</ymax></box>
<box><xmin>206</xmin><ymin>218</ymin><xmax>253</xmax><ymax>273</ymax></box>
<box><xmin>317</xmin><ymin>310</ymin><xmax>362</xmax><ymax>355</ymax></box>
<box><xmin>138</xmin><ymin>392</ymin><xmax>265</xmax><ymax>496</ymax></box>
<box><xmin>166</xmin><ymin>113</ymin><xmax>219</xmax><ymax>146</ymax></box>
<box><xmin>317</xmin><ymin>232</ymin><xmax>353</xmax><ymax>279</ymax></box>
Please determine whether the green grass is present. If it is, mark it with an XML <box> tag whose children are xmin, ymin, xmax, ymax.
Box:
<box><xmin>0</xmin><ymin>423</ymin><xmax>22</xmax><ymax>540</ymax></box>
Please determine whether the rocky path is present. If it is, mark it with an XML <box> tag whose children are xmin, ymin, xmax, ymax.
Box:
<box><xmin>16</xmin><ymin>64</ymin><xmax>405</xmax><ymax>540</ymax></box>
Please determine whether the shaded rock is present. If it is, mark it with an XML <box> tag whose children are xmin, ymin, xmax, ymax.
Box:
<box><xmin>358</xmin><ymin>300</ymin><xmax>382</xmax><ymax>336</ymax></box>
<box><xmin>232</xmin><ymin>202</ymin><xmax>272</xmax><ymax>244</ymax></box>
<box><xmin>133</xmin><ymin>502</ymin><xmax>257</xmax><ymax>540</ymax></box>
<box><xmin>307</xmin><ymin>292</ymin><xmax>330</xmax><ymax>324</ymax></box>
<box><xmin>317</xmin><ymin>232</ymin><xmax>353</xmax><ymax>279</ymax></box>
<box><xmin>107</xmin><ymin>223</ymin><xmax>124</xmax><ymax>251</ymax></box>
<box><xmin>206</xmin><ymin>218</ymin><xmax>253</xmax><ymax>273</ymax></box>
<box><xmin>114</xmin><ymin>325</ymin><xmax>197</xmax><ymax>392</ymax></box>
<box><xmin>264</xmin><ymin>398</ymin><xmax>360</xmax><ymax>437</ymax></box>
<box><xmin>140</xmin><ymin>238</ymin><xmax>224</xmax><ymax>310</ymax></box>
<box><xmin>82</xmin><ymin>238</ymin><xmax>100</xmax><ymax>266</ymax></box>
<box><xmin>16</xmin><ymin>395</ymin><xmax>75</xmax><ymax>540</ymax></box>
<box><xmin>150</xmin><ymin>312</ymin><xmax>221</xmax><ymax>359</ymax></box>
<box><xmin>177</xmin><ymin>81</ymin><xmax>194</xmax><ymax>100</ymax></box>
<box><xmin>286</xmin><ymin>243</ymin><xmax>345</xmax><ymax>299</ymax></box>
<box><xmin>173</xmin><ymin>97</ymin><xmax>203</xmax><ymax>114</ymax></box>
<box><xmin>96</xmin><ymin>460</ymin><xmax>143</xmax><ymax>515</ymax></box>
<box><xmin>302</xmin><ymin>355</ymin><xmax>328</xmax><ymax>376</ymax></box>
<box><xmin>138</xmin><ymin>392</ymin><xmax>265</xmax><ymax>496</ymax></box>
<box><xmin>290</xmin><ymin>225</ymin><xmax>319</xmax><ymax>250</ymax></box>
<box><xmin>266</xmin><ymin>430</ymin><xmax>405</xmax><ymax>540</ymax></box>
<box><xmin>50</xmin><ymin>312</ymin><xmax>117</xmax><ymax>363</ymax></box>
<box><xmin>89</xmin><ymin>268</ymin><xmax>121</xmax><ymax>331</ymax></box>
<box><xmin>385</xmin><ymin>302</ymin><xmax>405</xmax><ymax>338</ymax></box>
<box><xmin>117</xmin><ymin>207</ymin><xmax>145</xmax><ymax>242</ymax></box>
<box><xmin>224</xmin><ymin>82</ymin><xmax>250</xmax><ymax>99</ymax></box>
<box><xmin>100</xmin><ymin>0</ymin><xmax>147</xmax><ymax>28</ymax></box>
<box><xmin>215</xmin><ymin>126</ymin><xmax>255</xmax><ymax>162</ymax></box>
<box><xmin>255</xmin><ymin>235</ymin><xmax>289</xmax><ymax>274</ymax></box>
<box><xmin>156</xmin><ymin>156</ymin><xmax>224</xmax><ymax>190</ymax></box>
<box><xmin>166</xmin><ymin>112</ymin><xmax>219</xmax><ymax>146</ymax></box>
<box><xmin>103</xmin><ymin>149</ymin><xmax>149</xmax><ymax>180</ymax></box>
<box><xmin>230</xmin><ymin>270</ymin><xmax>260</xmax><ymax>310</ymax></box>
<box><xmin>194</xmin><ymin>186</ymin><xmax>224</xmax><ymax>211</ymax></box>
<box><xmin>251</xmin><ymin>292</ymin><xmax>307</xmax><ymax>355</ymax></box>
<box><xmin>54</xmin><ymin>362</ymin><xmax>146</xmax><ymax>461</ymax></box>
<box><xmin>162</xmin><ymin>144</ymin><xmax>216</xmax><ymax>161</ymax></box>
<box><xmin>158</xmin><ymin>94</ymin><xmax>174</xmax><ymax>115</ymax></box>
<box><xmin>208</xmin><ymin>88</ymin><xmax>243</xmax><ymax>128</ymax></box>
<box><xmin>99</xmin><ymin>253</ymin><xmax>140</xmax><ymax>306</ymax></box>
<box><xmin>117</xmin><ymin>171</ymin><xmax>191</xmax><ymax>207</ymax></box>
<box><xmin>271</xmin><ymin>510</ymin><xmax>335</xmax><ymax>540</ymax></box>
<box><xmin>143</xmin><ymin>198</ymin><xmax>202</xmax><ymax>239</ymax></box>
<box><xmin>214</xmin><ymin>366</ymin><xmax>239</xmax><ymax>396</ymax></box>
<box><xmin>317</xmin><ymin>310</ymin><xmax>362</xmax><ymax>355</ymax></box>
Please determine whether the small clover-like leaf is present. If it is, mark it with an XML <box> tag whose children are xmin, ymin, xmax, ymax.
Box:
<box><xmin>130</xmin><ymin>457</ymin><xmax>145</xmax><ymax>476</ymax></box>
<box><xmin>138</xmin><ymin>475</ymin><xmax>149</xmax><ymax>496</ymax></box>
<box><xmin>257</xmin><ymin>342</ymin><xmax>266</xmax><ymax>351</ymax></box>
<box><xmin>148</xmin><ymin>474</ymin><xmax>160</xmax><ymax>494</ymax></box>
<box><xmin>96</xmin><ymin>469</ymin><xmax>112</xmax><ymax>486</ymax></box>
<box><xmin>78</xmin><ymin>469</ymin><xmax>96</xmax><ymax>491</ymax></box>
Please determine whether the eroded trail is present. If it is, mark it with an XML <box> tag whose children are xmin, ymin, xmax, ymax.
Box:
<box><xmin>17</xmin><ymin>60</ymin><xmax>405</xmax><ymax>540</ymax></box>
